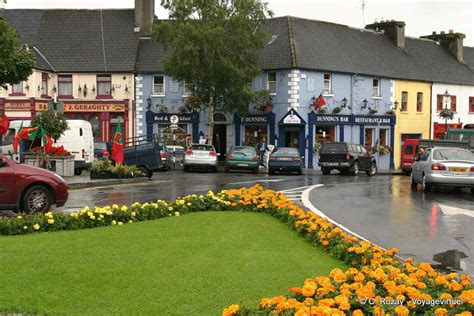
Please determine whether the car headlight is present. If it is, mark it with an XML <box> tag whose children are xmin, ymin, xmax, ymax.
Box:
<box><xmin>53</xmin><ymin>173</ymin><xmax>67</xmax><ymax>184</ymax></box>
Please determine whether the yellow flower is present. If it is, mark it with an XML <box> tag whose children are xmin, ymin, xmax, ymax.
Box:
<box><xmin>47</xmin><ymin>219</ymin><xmax>54</xmax><ymax>224</ymax></box>
<box><xmin>128</xmin><ymin>220</ymin><xmax>133</xmax><ymax>224</ymax></box>
<box><xmin>187</xmin><ymin>203</ymin><xmax>191</xmax><ymax>206</ymax></box>
<box><xmin>23</xmin><ymin>225</ymin><xmax>28</xmax><ymax>230</ymax></box>
<box><xmin>112</xmin><ymin>204</ymin><xmax>119</xmax><ymax>210</ymax></box>
<box><xmin>121</xmin><ymin>205</ymin><xmax>128</xmax><ymax>212</ymax></box>
<box><xmin>302</xmin><ymin>283</ymin><xmax>316</xmax><ymax>297</ymax></box>
<box><xmin>131</xmin><ymin>211</ymin><xmax>136</xmax><ymax>217</ymax></box>
<box><xmin>174</xmin><ymin>211</ymin><xmax>180</xmax><ymax>217</ymax></box>
<box><xmin>118</xmin><ymin>221</ymin><xmax>123</xmax><ymax>226</ymax></box>
<box><xmin>435</xmin><ymin>308</ymin><xmax>448</xmax><ymax>316</ymax></box>
<box><xmin>17</xmin><ymin>215</ymin><xmax>22</xmax><ymax>219</ymax></box>
<box><xmin>111</xmin><ymin>220</ymin><xmax>117</xmax><ymax>225</ymax></box>
<box><xmin>168</xmin><ymin>207</ymin><xmax>173</xmax><ymax>211</ymax></box>
<box><xmin>89</xmin><ymin>215</ymin><xmax>96</xmax><ymax>220</ymax></box>
<box><xmin>33</xmin><ymin>223</ymin><xmax>40</xmax><ymax>230</ymax></box>
<box><xmin>222</xmin><ymin>304</ymin><xmax>239</xmax><ymax>316</ymax></box>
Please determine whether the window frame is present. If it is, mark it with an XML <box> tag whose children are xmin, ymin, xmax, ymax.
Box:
<box><xmin>379</xmin><ymin>129</ymin><xmax>388</xmax><ymax>146</ymax></box>
<box><xmin>58</xmin><ymin>75</ymin><xmax>73</xmax><ymax>99</ymax></box>
<box><xmin>372</xmin><ymin>79</ymin><xmax>381</xmax><ymax>97</ymax></box>
<box><xmin>323</xmin><ymin>73</ymin><xmax>332</xmax><ymax>95</ymax></box>
<box><xmin>267</xmin><ymin>72</ymin><xmax>276</xmax><ymax>95</ymax></box>
<box><xmin>401</xmin><ymin>91</ymin><xmax>408</xmax><ymax>112</ymax></box>
<box><xmin>96</xmin><ymin>74</ymin><xmax>112</xmax><ymax>99</ymax></box>
<box><xmin>450</xmin><ymin>95</ymin><xmax>457</xmax><ymax>112</ymax></box>
<box><xmin>183</xmin><ymin>80</ymin><xmax>194</xmax><ymax>96</ymax></box>
<box><xmin>10</xmin><ymin>82</ymin><xmax>25</xmax><ymax>96</ymax></box>
<box><xmin>41</xmin><ymin>73</ymin><xmax>49</xmax><ymax>98</ymax></box>
<box><xmin>436</xmin><ymin>94</ymin><xmax>443</xmax><ymax>111</ymax></box>
<box><xmin>153</xmin><ymin>75</ymin><xmax>165</xmax><ymax>96</ymax></box>
<box><xmin>416</xmin><ymin>92</ymin><xmax>423</xmax><ymax>112</ymax></box>
<box><xmin>469</xmin><ymin>97</ymin><xmax>474</xmax><ymax>113</ymax></box>
<box><xmin>364</xmin><ymin>128</ymin><xmax>375</xmax><ymax>147</ymax></box>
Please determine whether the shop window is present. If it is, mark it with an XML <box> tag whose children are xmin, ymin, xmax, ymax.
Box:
<box><xmin>379</xmin><ymin>129</ymin><xmax>387</xmax><ymax>146</ymax></box>
<box><xmin>436</xmin><ymin>94</ymin><xmax>443</xmax><ymax>111</ymax></box>
<box><xmin>41</xmin><ymin>73</ymin><xmax>48</xmax><ymax>97</ymax></box>
<box><xmin>372</xmin><ymin>79</ymin><xmax>380</xmax><ymax>97</ymax></box>
<box><xmin>267</xmin><ymin>72</ymin><xmax>276</xmax><ymax>94</ymax></box>
<box><xmin>470</xmin><ymin>97</ymin><xmax>474</xmax><ymax>113</ymax></box>
<box><xmin>244</xmin><ymin>125</ymin><xmax>268</xmax><ymax>147</ymax></box>
<box><xmin>401</xmin><ymin>91</ymin><xmax>408</xmax><ymax>112</ymax></box>
<box><xmin>153</xmin><ymin>75</ymin><xmax>165</xmax><ymax>95</ymax></box>
<box><xmin>58</xmin><ymin>75</ymin><xmax>73</xmax><ymax>97</ymax></box>
<box><xmin>323</xmin><ymin>73</ymin><xmax>331</xmax><ymax>94</ymax></box>
<box><xmin>157</xmin><ymin>124</ymin><xmax>188</xmax><ymax>146</ymax></box>
<box><xmin>97</xmin><ymin>75</ymin><xmax>112</xmax><ymax>97</ymax></box>
<box><xmin>450</xmin><ymin>95</ymin><xmax>456</xmax><ymax>112</ymax></box>
<box><xmin>416</xmin><ymin>92</ymin><xmax>423</xmax><ymax>112</ymax></box>
<box><xmin>365</xmin><ymin>128</ymin><xmax>374</xmax><ymax>147</ymax></box>
<box><xmin>315</xmin><ymin>126</ymin><xmax>335</xmax><ymax>144</ymax></box>
<box><xmin>88</xmin><ymin>115</ymin><xmax>101</xmax><ymax>142</ymax></box>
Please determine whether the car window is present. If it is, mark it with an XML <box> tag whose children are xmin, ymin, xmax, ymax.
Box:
<box><xmin>360</xmin><ymin>147</ymin><xmax>368</xmax><ymax>155</ymax></box>
<box><xmin>420</xmin><ymin>149</ymin><xmax>430</xmax><ymax>161</ymax></box>
<box><xmin>357</xmin><ymin>145</ymin><xmax>363</xmax><ymax>154</ymax></box>
<box><xmin>189</xmin><ymin>145</ymin><xmax>214</xmax><ymax>151</ymax></box>
<box><xmin>231</xmin><ymin>147</ymin><xmax>256</xmax><ymax>155</ymax></box>
<box><xmin>272</xmin><ymin>147</ymin><xmax>300</xmax><ymax>157</ymax></box>
<box><xmin>321</xmin><ymin>143</ymin><xmax>346</xmax><ymax>153</ymax></box>
<box><xmin>433</xmin><ymin>149</ymin><xmax>474</xmax><ymax>161</ymax></box>
<box><xmin>404</xmin><ymin>145</ymin><xmax>413</xmax><ymax>154</ymax></box>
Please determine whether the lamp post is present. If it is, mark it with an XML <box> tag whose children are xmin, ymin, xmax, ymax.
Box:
<box><xmin>362</xmin><ymin>98</ymin><xmax>368</xmax><ymax>109</ymax></box>
<box><xmin>147</xmin><ymin>96</ymin><xmax>152</xmax><ymax>110</ymax></box>
<box><xmin>443</xmin><ymin>90</ymin><xmax>450</xmax><ymax>136</ymax></box>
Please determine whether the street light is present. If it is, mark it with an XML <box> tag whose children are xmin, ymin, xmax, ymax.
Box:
<box><xmin>341</xmin><ymin>97</ymin><xmax>348</xmax><ymax>108</ymax></box>
<box><xmin>393</xmin><ymin>100</ymin><xmax>399</xmax><ymax>111</ymax></box>
<box><xmin>443</xmin><ymin>90</ymin><xmax>451</xmax><ymax>135</ymax></box>
<box><xmin>147</xmin><ymin>96</ymin><xmax>152</xmax><ymax>110</ymax></box>
<box><xmin>361</xmin><ymin>98</ymin><xmax>368</xmax><ymax>109</ymax></box>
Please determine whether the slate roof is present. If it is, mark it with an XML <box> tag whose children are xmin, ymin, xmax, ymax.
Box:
<box><xmin>1</xmin><ymin>9</ymin><xmax>139</xmax><ymax>72</ymax></box>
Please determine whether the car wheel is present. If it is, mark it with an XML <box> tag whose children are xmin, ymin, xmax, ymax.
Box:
<box><xmin>422</xmin><ymin>174</ymin><xmax>432</xmax><ymax>192</ymax></box>
<box><xmin>138</xmin><ymin>166</ymin><xmax>151</xmax><ymax>178</ymax></box>
<box><xmin>74</xmin><ymin>168</ymin><xmax>82</xmax><ymax>176</ymax></box>
<box><xmin>297</xmin><ymin>168</ymin><xmax>303</xmax><ymax>175</ymax></box>
<box><xmin>410</xmin><ymin>173</ymin><xmax>417</xmax><ymax>189</ymax></box>
<box><xmin>322</xmin><ymin>168</ymin><xmax>331</xmax><ymax>175</ymax></box>
<box><xmin>22</xmin><ymin>185</ymin><xmax>52</xmax><ymax>214</ymax></box>
<box><xmin>350</xmin><ymin>162</ymin><xmax>359</xmax><ymax>176</ymax></box>
<box><xmin>366</xmin><ymin>163</ymin><xmax>377</xmax><ymax>176</ymax></box>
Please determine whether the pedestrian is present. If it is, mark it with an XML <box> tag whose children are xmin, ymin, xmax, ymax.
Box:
<box><xmin>257</xmin><ymin>138</ymin><xmax>268</xmax><ymax>166</ymax></box>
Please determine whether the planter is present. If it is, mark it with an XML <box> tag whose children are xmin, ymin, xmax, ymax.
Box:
<box><xmin>24</xmin><ymin>155</ymin><xmax>74</xmax><ymax>177</ymax></box>
<box><xmin>90</xmin><ymin>171</ymin><xmax>112</xmax><ymax>179</ymax></box>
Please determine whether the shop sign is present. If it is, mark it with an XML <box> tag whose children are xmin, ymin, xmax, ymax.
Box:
<box><xmin>354</xmin><ymin>117</ymin><xmax>391</xmax><ymax>124</ymax></box>
<box><xmin>35</xmin><ymin>102</ymin><xmax>48</xmax><ymax>111</ymax></box>
<box><xmin>242</xmin><ymin>115</ymin><xmax>268</xmax><ymax>124</ymax></box>
<box><xmin>316</xmin><ymin>115</ymin><xmax>350</xmax><ymax>123</ymax></box>
<box><xmin>283</xmin><ymin>111</ymin><xmax>302</xmax><ymax>124</ymax></box>
<box><xmin>5</xmin><ymin>102</ymin><xmax>30</xmax><ymax>111</ymax></box>
<box><xmin>64</xmin><ymin>103</ymin><xmax>125</xmax><ymax>112</ymax></box>
<box><xmin>155</xmin><ymin>113</ymin><xmax>192</xmax><ymax>123</ymax></box>
<box><xmin>314</xmin><ymin>114</ymin><xmax>394</xmax><ymax>125</ymax></box>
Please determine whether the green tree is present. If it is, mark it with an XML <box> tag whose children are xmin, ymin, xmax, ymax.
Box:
<box><xmin>154</xmin><ymin>0</ymin><xmax>272</xmax><ymax>144</ymax></box>
<box><xmin>0</xmin><ymin>15</ymin><xmax>36</xmax><ymax>88</ymax></box>
<box><xmin>31</xmin><ymin>110</ymin><xmax>69</xmax><ymax>142</ymax></box>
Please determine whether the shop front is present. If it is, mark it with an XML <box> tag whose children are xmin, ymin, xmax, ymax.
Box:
<box><xmin>145</xmin><ymin>110</ymin><xmax>200</xmax><ymax>146</ymax></box>
<box><xmin>433</xmin><ymin>122</ymin><xmax>462</xmax><ymax>140</ymax></box>
<box><xmin>278</xmin><ymin>109</ymin><xmax>306</xmax><ymax>164</ymax></box>
<box><xmin>308</xmin><ymin>113</ymin><xmax>396</xmax><ymax>170</ymax></box>
<box><xmin>234</xmin><ymin>112</ymin><xmax>276</xmax><ymax>147</ymax></box>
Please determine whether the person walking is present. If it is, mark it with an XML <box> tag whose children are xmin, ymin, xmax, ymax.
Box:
<box><xmin>257</xmin><ymin>138</ymin><xmax>268</xmax><ymax>167</ymax></box>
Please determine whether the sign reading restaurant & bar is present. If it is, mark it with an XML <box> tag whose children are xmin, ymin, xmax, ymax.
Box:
<box><xmin>315</xmin><ymin>114</ymin><xmax>394</xmax><ymax>125</ymax></box>
<box><xmin>63</xmin><ymin>103</ymin><xmax>125</xmax><ymax>112</ymax></box>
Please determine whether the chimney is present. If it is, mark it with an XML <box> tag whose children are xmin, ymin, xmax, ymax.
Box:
<box><xmin>365</xmin><ymin>20</ymin><xmax>406</xmax><ymax>49</ymax></box>
<box><xmin>135</xmin><ymin>0</ymin><xmax>155</xmax><ymax>37</ymax></box>
<box><xmin>420</xmin><ymin>31</ymin><xmax>465</xmax><ymax>63</ymax></box>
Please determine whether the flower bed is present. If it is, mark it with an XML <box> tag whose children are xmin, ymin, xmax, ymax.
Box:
<box><xmin>0</xmin><ymin>186</ymin><xmax>472</xmax><ymax>315</ymax></box>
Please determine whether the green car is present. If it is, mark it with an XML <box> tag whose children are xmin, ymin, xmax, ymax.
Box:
<box><xmin>225</xmin><ymin>146</ymin><xmax>260</xmax><ymax>173</ymax></box>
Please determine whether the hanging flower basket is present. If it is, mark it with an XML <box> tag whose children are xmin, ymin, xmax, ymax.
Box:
<box><xmin>378</xmin><ymin>145</ymin><xmax>392</xmax><ymax>155</ymax></box>
<box><xmin>332</xmin><ymin>107</ymin><xmax>342</xmax><ymax>114</ymax></box>
<box><xmin>318</xmin><ymin>107</ymin><xmax>328</xmax><ymax>114</ymax></box>
<box><xmin>368</xmin><ymin>108</ymin><xmax>378</xmax><ymax>115</ymax></box>
<box><xmin>438</xmin><ymin>108</ymin><xmax>454</xmax><ymax>120</ymax></box>
<box><xmin>157</xmin><ymin>104</ymin><xmax>168</xmax><ymax>113</ymax></box>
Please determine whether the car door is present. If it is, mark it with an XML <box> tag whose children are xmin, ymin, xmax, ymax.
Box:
<box><xmin>413</xmin><ymin>149</ymin><xmax>430</xmax><ymax>182</ymax></box>
<box><xmin>0</xmin><ymin>157</ymin><xmax>18</xmax><ymax>207</ymax></box>
<box><xmin>357</xmin><ymin>145</ymin><xmax>370</xmax><ymax>170</ymax></box>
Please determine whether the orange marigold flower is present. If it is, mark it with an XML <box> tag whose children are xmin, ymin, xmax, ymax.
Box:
<box><xmin>353</xmin><ymin>310</ymin><xmax>364</xmax><ymax>316</ymax></box>
<box><xmin>302</xmin><ymin>283</ymin><xmax>316</xmax><ymax>297</ymax></box>
<box><xmin>439</xmin><ymin>293</ymin><xmax>452</xmax><ymax>300</ymax></box>
<box><xmin>459</xmin><ymin>289</ymin><xmax>474</xmax><ymax>304</ymax></box>
<box><xmin>394</xmin><ymin>305</ymin><xmax>410</xmax><ymax>316</ymax></box>
<box><xmin>222</xmin><ymin>304</ymin><xmax>239</xmax><ymax>316</ymax></box>
<box><xmin>317</xmin><ymin>298</ymin><xmax>335</xmax><ymax>307</ymax></box>
<box><xmin>321</xmin><ymin>240</ymin><xmax>330</xmax><ymax>246</ymax></box>
<box><xmin>354</xmin><ymin>273</ymin><xmax>365</xmax><ymax>283</ymax></box>
<box><xmin>449</xmin><ymin>282</ymin><xmax>463</xmax><ymax>292</ymax></box>
<box><xmin>373</xmin><ymin>306</ymin><xmax>386</xmax><ymax>316</ymax></box>
<box><xmin>435</xmin><ymin>308</ymin><xmax>449</xmax><ymax>316</ymax></box>
<box><xmin>290</xmin><ymin>287</ymin><xmax>303</xmax><ymax>295</ymax></box>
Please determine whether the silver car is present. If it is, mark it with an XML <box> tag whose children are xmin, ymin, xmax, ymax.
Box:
<box><xmin>183</xmin><ymin>144</ymin><xmax>218</xmax><ymax>172</ymax></box>
<box><xmin>411</xmin><ymin>147</ymin><xmax>474</xmax><ymax>193</ymax></box>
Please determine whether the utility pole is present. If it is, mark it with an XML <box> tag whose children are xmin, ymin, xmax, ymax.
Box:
<box><xmin>361</xmin><ymin>0</ymin><xmax>366</xmax><ymax>26</ymax></box>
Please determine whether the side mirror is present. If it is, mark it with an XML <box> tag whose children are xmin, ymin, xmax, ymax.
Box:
<box><xmin>217</xmin><ymin>153</ymin><xmax>221</xmax><ymax>156</ymax></box>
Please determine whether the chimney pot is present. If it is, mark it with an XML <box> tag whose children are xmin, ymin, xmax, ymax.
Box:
<box><xmin>449</xmin><ymin>29</ymin><xmax>453</xmax><ymax>34</ymax></box>
<box><xmin>441</xmin><ymin>31</ymin><xmax>445</xmax><ymax>35</ymax></box>
<box><xmin>432</xmin><ymin>31</ymin><xmax>436</xmax><ymax>35</ymax></box>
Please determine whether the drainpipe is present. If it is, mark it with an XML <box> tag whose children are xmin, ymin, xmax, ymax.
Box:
<box><xmin>429</xmin><ymin>83</ymin><xmax>433</xmax><ymax>139</ymax></box>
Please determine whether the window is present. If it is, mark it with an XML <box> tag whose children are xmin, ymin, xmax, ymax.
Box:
<box><xmin>416</xmin><ymin>92</ymin><xmax>423</xmax><ymax>112</ymax></box>
<box><xmin>12</xmin><ymin>82</ymin><xmax>23</xmax><ymax>94</ymax></box>
<box><xmin>436</xmin><ymin>94</ymin><xmax>443</xmax><ymax>111</ymax></box>
<box><xmin>379</xmin><ymin>129</ymin><xmax>387</xmax><ymax>146</ymax></box>
<box><xmin>470</xmin><ymin>97</ymin><xmax>474</xmax><ymax>113</ymax></box>
<box><xmin>183</xmin><ymin>81</ymin><xmax>194</xmax><ymax>95</ymax></box>
<box><xmin>404</xmin><ymin>145</ymin><xmax>413</xmax><ymax>154</ymax></box>
<box><xmin>323</xmin><ymin>73</ymin><xmax>331</xmax><ymax>94</ymax></box>
<box><xmin>153</xmin><ymin>75</ymin><xmax>165</xmax><ymax>95</ymax></box>
<box><xmin>267</xmin><ymin>72</ymin><xmax>276</xmax><ymax>94</ymax></box>
<box><xmin>41</xmin><ymin>73</ymin><xmax>48</xmax><ymax>97</ymax></box>
<box><xmin>372</xmin><ymin>79</ymin><xmax>380</xmax><ymax>97</ymax></box>
<box><xmin>401</xmin><ymin>91</ymin><xmax>408</xmax><ymax>112</ymax></box>
<box><xmin>97</xmin><ymin>75</ymin><xmax>112</xmax><ymax>97</ymax></box>
<box><xmin>58</xmin><ymin>75</ymin><xmax>73</xmax><ymax>97</ymax></box>
<box><xmin>365</xmin><ymin>128</ymin><xmax>374</xmax><ymax>147</ymax></box>
<box><xmin>450</xmin><ymin>95</ymin><xmax>456</xmax><ymax>112</ymax></box>
<box><xmin>1</xmin><ymin>128</ymin><xmax>15</xmax><ymax>145</ymax></box>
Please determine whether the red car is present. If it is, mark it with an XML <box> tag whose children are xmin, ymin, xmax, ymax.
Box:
<box><xmin>400</xmin><ymin>139</ymin><xmax>420</xmax><ymax>175</ymax></box>
<box><xmin>0</xmin><ymin>154</ymin><xmax>69</xmax><ymax>213</ymax></box>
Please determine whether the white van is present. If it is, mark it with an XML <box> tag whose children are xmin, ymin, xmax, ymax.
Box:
<box><xmin>1</xmin><ymin>120</ymin><xmax>94</xmax><ymax>175</ymax></box>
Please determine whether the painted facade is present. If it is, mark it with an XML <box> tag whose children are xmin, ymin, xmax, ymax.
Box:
<box><xmin>393</xmin><ymin>80</ymin><xmax>431</xmax><ymax>169</ymax></box>
<box><xmin>0</xmin><ymin>71</ymin><xmax>135</xmax><ymax>141</ymax></box>
<box><xmin>431</xmin><ymin>84</ymin><xmax>474</xmax><ymax>139</ymax></box>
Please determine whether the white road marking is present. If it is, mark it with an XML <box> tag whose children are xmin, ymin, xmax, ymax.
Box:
<box><xmin>279</xmin><ymin>185</ymin><xmax>315</xmax><ymax>193</ymax></box>
<box><xmin>279</xmin><ymin>185</ymin><xmax>320</xmax><ymax>201</ymax></box>
<box><xmin>228</xmin><ymin>179</ymin><xmax>285</xmax><ymax>185</ymax></box>
<box><xmin>438</xmin><ymin>204</ymin><xmax>474</xmax><ymax>217</ymax></box>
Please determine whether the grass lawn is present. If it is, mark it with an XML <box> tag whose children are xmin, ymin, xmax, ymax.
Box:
<box><xmin>0</xmin><ymin>211</ymin><xmax>346</xmax><ymax>315</ymax></box>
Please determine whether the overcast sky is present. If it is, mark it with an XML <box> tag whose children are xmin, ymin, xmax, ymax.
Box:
<box><xmin>3</xmin><ymin>0</ymin><xmax>473</xmax><ymax>45</ymax></box>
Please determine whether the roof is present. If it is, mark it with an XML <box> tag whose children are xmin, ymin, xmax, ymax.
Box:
<box><xmin>1</xmin><ymin>9</ymin><xmax>139</xmax><ymax>72</ymax></box>
<box><xmin>135</xmin><ymin>38</ymin><xmax>167</xmax><ymax>73</ymax></box>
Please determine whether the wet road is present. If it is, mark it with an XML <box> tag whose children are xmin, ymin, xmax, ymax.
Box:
<box><xmin>59</xmin><ymin>170</ymin><xmax>474</xmax><ymax>275</ymax></box>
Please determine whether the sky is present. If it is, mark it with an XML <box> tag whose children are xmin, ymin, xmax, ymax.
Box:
<box><xmin>3</xmin><ymin>0</ymin><xmax>473</xmax><ymax>45</ymax></box>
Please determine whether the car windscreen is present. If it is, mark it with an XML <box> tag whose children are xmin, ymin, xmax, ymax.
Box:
<box><xmin>231</xmin><ymin>147</ymin><xmax>256</xmax><ymax>155</ymax></box>
<box><xmin>272</xmin><ymin>147</ymin><xmax>300</xmax><ymax>157</ymax></box>
<box><xmin>433</xmin><ymin>149</ymin><xmax>474</xmax><ymax>161</ymax></box>
<box><xmin>321</xmin><ymin>143</ymin><xmax>346</xmax><ymax>153</ymax></box>
<box><xmin>95</xmin><ymin>142</ymin><xmax>107</xmax><ymax>150</ymax></box>
<box><xmin>189</xmin><ymin>145</ymin><xmax>214</xmax><ymax>151</ymax></box>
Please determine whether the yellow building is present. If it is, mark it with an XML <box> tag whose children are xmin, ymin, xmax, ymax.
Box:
<box><xmin>393</xmin><ymin>80</ymin><xmax>431</xmax><ymax>170</ymax></box>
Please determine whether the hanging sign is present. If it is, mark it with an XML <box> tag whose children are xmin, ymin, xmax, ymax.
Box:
<box><xmin>283</xmin><ymin>109</ymin><xmax>302</xmax><ymax>124</ymax></box>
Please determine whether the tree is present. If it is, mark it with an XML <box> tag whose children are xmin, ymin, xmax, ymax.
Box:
<box><xmin>154</xmin><ymin>0</ymin><xmax>272</xmax><ymax>144</ymax></box>
<box><xmin>31</xmin><ymin>110</ymin><xmax>69</xmax><ymax>142</ymax></box>
<box><xmin>0</xmin><ymin>15</ymin><xmax>36</xmax><ymax>88</ymax></box>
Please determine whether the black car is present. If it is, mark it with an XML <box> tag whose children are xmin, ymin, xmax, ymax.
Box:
<box><xmin>318</xmin><ymin>142</ymin><xmax>377</xmax><ymax>176</ymax></box>
<box><xmin>268</xmin><ymin>147</ymin><xmax>303</xmax><ymax>175</ymax></box>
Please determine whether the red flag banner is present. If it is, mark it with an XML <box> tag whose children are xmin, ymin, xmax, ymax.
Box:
<box><xmin>111</xmin><ymin>118</ymin><xmax>124</xmax><ymax>164</ymax></box>
<box><xmin>0</xmin><ymin>112</ymin><xmax>10</xmax><ymax>135</ymax></box>
<box><xmin>313</xmin><ymin>93</ymin><xmax>326</xmax><ymax>111</ymax></box>
<box><xmin>13</xmin><ymin>127</ymin><xmax>37</xmax><ymax>152</ymax></box>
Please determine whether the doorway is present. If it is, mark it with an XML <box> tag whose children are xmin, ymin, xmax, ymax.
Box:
<box><xmin>213</xmin><ymin>124</ymin><xmax>227</xmax><ymax>161</ymax></box>
<box><xmin>284</xmin><ymin>128</ymin><xmax>300</xmax><ymax>148</ymax></box>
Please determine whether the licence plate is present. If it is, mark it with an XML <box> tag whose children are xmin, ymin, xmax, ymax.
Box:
<box><xmin>279</xmin><ymin>158</ymin><xmax>291</xmax><ymax>161</ymax></box>
<box><xmin>324</xmin><ymin>162</ymin><xmax>338</xmax><ymax>166</ymax></box>
<box><xmin>451</xmin><ymin>168</ymin><xmax>467</xmax><ymax>173</ymax></box>
<box><xmin>237</xmin><ymin>163</ymin><xmax>248</xmax><ymax>167</ymax></box>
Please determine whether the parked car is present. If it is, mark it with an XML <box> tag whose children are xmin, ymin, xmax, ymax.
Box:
<box><xmin>318</xmin><ymin>142</ymin><xmax>377</xmax><ymax>176</ymax></box>
<box><xmin>183</xmin><ymin>144</ymin><xmax>218</xmax><ymax>172</ymax></box>
<box><xmin>268</xmin><ymin>147</ymin><xmax>303</xmax><ymax>175</ymax></box>
<box><xmin>225</xmin><ymin>146</ymin><xmax>259</xmax><ymax>173</ymax></box>
<box><xmin>166</xmin><ymin>145</ymin><xmax>185</xmax><ymax>166</ymax></box>
<box><xmin>411</xmin><ymin>147</ymin><xmax>474</xmax><ymax>193</ymax></box>
<box><xmin>0</xmin><ymin>154</ymin><xmax>69</xmax><ymax>213</ymax></box>
<box><xmin>159</xmin><ymin>144</ymin><xmax>171</xmax><ymax>170</ymax></box>
<box><xmin>94</xmin><ymin>142</ymin><xmax>109</xmax><ymax>159</ymax></box>
<box><xmin>400</xmin><ymin>139</ymin><xmax>420</xmax><ymax>175</ymax></box>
